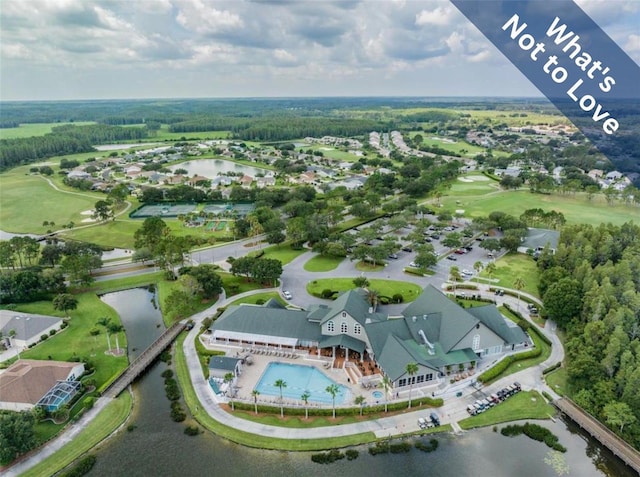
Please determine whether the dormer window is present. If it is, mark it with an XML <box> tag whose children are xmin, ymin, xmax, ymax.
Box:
<box><xmin>342</xmin><ymin>312</ymin><xmax>347</xmax><ymax>318</ymax></box>
<box><xmin>354</xmin><ymin>323</ymin><xmax>362</xmax><ymax>335</ymax></box>
<box><xmin>327</xmin><ymin>321</ymin><xmax>334</xmax><ymax>332</ymax></box>
<box><xmin>341</xmin><ymin>322</ymin><xmax>348</xmax><ymax>333</ymax></box>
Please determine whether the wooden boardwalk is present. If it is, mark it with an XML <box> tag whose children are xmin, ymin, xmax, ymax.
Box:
<box><xmin>103</xmin><ymin>322</ymin><xmax>186</xmax><ymax>398</ymax></box>
<box><xmin>553</xmin><ymin>398</ymin><xmax>640</xmax><ymax>474</ymax></box>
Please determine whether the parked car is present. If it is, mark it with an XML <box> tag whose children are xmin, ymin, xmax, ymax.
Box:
<box><xmin>454</xmin><ymin>249</ymin><xmax>466</xmax><ymax>255</ymax></box>
<box><xmin>462</xmin><ymin>269</ymin><xmax>472</xmax><ymax>276</ymax></box>
<box><xmin>464</xmin><ymin>246</ymin><xmax>473</xmax><ymax>252</ymax></box>
<box><xmin>282</xmin><ymin>290</ymin><xmax>292</xmax><ymax>300</ymax></box>
<box><xmin>429</xmin><ymin>412</ymin><xmax>441</xmax><ymax>427</ymax></box>
<box><xmin>494</xmin><ymin>289</ymin><xmax>504</xmax><ymax>296</ymax></box>
<box><xmin>409</xmin><ymin>261</ymin><xmax>419</xmax><ymax>268</ymax></box>
<box><xmin>402</xmin><ymin>246</ymin><xmax>413</xmax><ymax>252</ymax></box>
<box><xmin>418</xmin><ymin>417</ymin><xmax>428</xmax><ymax>429</ymax></box>
<box><xmin>388</xmin><ymin>253</ymin><xmax>398</xmax><ymax>259</ymax></box>
<box><xmin>446</xmin><ymin>255</ymin><xmax>457</xmax><ymax>261</ymax></box>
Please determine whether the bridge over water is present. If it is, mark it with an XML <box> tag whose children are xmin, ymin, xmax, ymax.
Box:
<box><xmin>103</xmin><ymin>322</ymin><xmax>186</xmax><ymax>398</ymax></box>
<box><xmin>553</xmin><ymin>398</ymin><xmax>640</xmax><ymax>474</ymax></box>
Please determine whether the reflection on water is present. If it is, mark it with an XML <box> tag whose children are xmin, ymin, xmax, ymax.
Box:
<box><xmin>169</xmin><ymin>159</ymin><xmax>268</xmax><ymax>178</ymax></box>
<box><xmin>90</xmin><ymin>288</ymin><xmax>635</xmax><ymax>477</ymax></box>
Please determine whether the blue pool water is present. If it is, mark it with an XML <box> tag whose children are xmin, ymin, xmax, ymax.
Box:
<box><xmin>372</xmin><ymin>390</ymin><xmax>383</xmax><ymax>399</ymax></box>
<box><xmin>255</xmin><ymin>362</ymin><xmax>349</xmax><ymax>405</ymax></box>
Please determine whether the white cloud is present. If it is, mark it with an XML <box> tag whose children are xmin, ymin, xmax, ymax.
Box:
<box><xmin>176</xmin><ymin>0</ymin><xmax>242</xmax><ymax>34</ymax></box>
<box><xmin>415</xmin><ymin>6</ymin><xmax>454</xmax><ymax>27</ymax></box>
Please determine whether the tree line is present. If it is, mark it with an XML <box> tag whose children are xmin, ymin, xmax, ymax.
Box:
<box><xmin>537</xmin><ymin>222</ymin><xmax>640</xmax><ymax>449</ymax></box>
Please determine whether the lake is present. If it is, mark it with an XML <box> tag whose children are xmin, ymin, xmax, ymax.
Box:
<box><xmin>170</xmin><ymin>159</ymin><xmax>268</xmax><ymax>178</ymax></box>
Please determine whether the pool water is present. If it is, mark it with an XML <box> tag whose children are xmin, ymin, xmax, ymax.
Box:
<box><xmin>255</xmin><ymin>362</ymin><xmax>350</xmax><ymax>405</ymax></box>
<box><xmin>372</xmin><ymin>390</ymin><xmax>383</xmax><ymax>399</ymax></box>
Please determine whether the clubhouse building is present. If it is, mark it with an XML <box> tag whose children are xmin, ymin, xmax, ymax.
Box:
<box><xmin>208</xmin><ymin>285</ymin><xmax>529</xmax><ymax>390</ymax></box>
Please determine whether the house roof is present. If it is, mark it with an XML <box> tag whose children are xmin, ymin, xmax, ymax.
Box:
<box><xmin>319</xmin><ymin>334</ymin><xmax>366</xmax><ymax>354</ymax></box>
<box><xmin>0</xmin><ymin>360</ymin><xmax>82</xmax><ymax>406</ymax></box>
<box><xmin>0</xmin><ymin>310</ymin><xmax>62</xmax><ymax>342</ymax></box>
<box><xmin>208</xmin><ymin>356</ymin><xmax>241</xmax><ymax>372</ymax></box>
<box><xmin>466</xmin><ymin>305</ymin><xmax>528</xmax><ymax>345</ymax></box>
<box><xmin>521</xmin><ymin>228</ymin><xmax>560</xmax><ymax>251</ymax></box>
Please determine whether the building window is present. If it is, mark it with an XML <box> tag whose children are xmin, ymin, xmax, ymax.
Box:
<box><xmin>398</xmin><ymin>378</ymin><xmax>407</xmax><ymax>387</ymax></box>
<box><xmin>417</xmin><ymin>375</ymin><xmax>425</xmax><ymax>383</ymax></box>
<box><xmin>327</xmin><ymin>321</ymin><xmax>334</xmax><ymax>332</ymax></box>
<box><xmin>341</xmin><ymin>322</ymin><xmax>348</xmax><ymax>333</ymax></box>
<box><xmin>425</xmin><ymin>373</ymin><xmax>433</xmax><ymax>381</ymax></box>
<box><xmin>342</xmin><ymin>312</ymin><xmax>347</xmax><ymax>318</ymax></box>
<box><xmin>354</xmin><ymin>323</ymin><xmax>362</xmax><ymax>335</ymax></box>
<box><xmin>472</xmin><ymin>334</ymin><xmax>480</xmax><ymax>351</ymax></box>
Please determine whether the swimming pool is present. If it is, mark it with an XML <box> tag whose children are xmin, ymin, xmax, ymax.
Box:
<box><xmin>255</xmin><ymin>362</ymin><xmax>350</xmax><ymax>405</ymax></box>
<box><xmin>372</xmin><ymin>390</ymin><xmax>383</xmax><ymax>399</ymax></box>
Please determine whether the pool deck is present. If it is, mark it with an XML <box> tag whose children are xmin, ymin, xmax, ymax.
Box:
<box><xmin>200</xmin><ymin>338</ymin><xmax>397</xmax><ymax>409</ymax></box>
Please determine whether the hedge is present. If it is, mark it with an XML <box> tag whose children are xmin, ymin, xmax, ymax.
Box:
<box><xmin>478</xmin><ymin>346</ymin><xmax>542</xmax><ymax>383</ymax></box>
<box><xmin>59</xmin><ymin>455</ymin><xmax>97</xmax><ymax>477</ymax></box>
<box><xmin>230</xmin><ymin>396</ymin><xmax>443</xmax><ymax>417</ymax></box>
<box><xmin>542</xmin><ymin>362</ymin><xmax>562</xmax><ymax>375</ymax></box>
<box><xmin>503</xmin><ymin>303</ymin><xmax>552</xmax><ymax>346</ymax></box>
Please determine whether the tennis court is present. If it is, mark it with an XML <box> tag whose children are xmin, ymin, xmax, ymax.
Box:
<box><xmin>130</xmin><ymin>203</ymin><xmax>197</xmax><ymax>218</ymax></box>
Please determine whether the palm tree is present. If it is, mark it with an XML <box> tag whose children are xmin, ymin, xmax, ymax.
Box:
<box><xmin>275</xmin><ymin>379</ymin><xmax>287</xmax><ymax>418</ymax></box>
<box><xmin>381</xmin><ymin>375</ymin><xmax>392</xmax><ymax>413</ymax></box>
<box><xmin>326</xmin><ymin>384</ymin><xmax>340</xmax><ymax>419</ymax></box>
<box><xmin>406</xmin><ymin>362</ymin><xmax>419</xmax><ymax>409</ymax></box>
<box><xmin>108</xmin><ymin>323</ymin><xmax>124</xmax><ymax>354</ymax></box>
<box><xmin>355</xmin><ymin>395</ymin><xmax>366</xmax><ymax>416</ymax></box>
<box><xmin>224</xmin><ymin>372</ymin><xmax>235</xmax><ymax>411</ymax></box>
<box><xmin>251</xmin><ymin>389</ymin><xmax>260</xmax><ymax>415</ymax></box>
<box><xmin>449</xmin><ymin>266</ymin><xmax>462</xmax><ymax>295</ymax></box>
<box><xmin>513</xmin><ymin>276</ymin><xmax>526</xmax><ymax>311</ymax></box>
<box><xmin>473</xmin><ymin>260</ymin><xmax>483</xmax><ymax>276</ymax></box>
<box><xmin>366</xmin><ymin>289</ymin><xmax>380</xmax><ymax>312</ymax></box>
<box><xmin>301</xmin><ymin>390</ymin><xmax>311</xmax><ymax>420</ymax></box>
<box><xmin>485</xmin><ymin>261</ymin><xmax>496</xmax><ymax>280</ymax></box>
<box><xmin>96</xmin><ymin>317</ymin><xmax>112</xmax><ymax>353</ymax></box>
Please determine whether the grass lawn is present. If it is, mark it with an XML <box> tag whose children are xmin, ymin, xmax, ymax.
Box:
<box><xmin>447</xmin><ymin>176</ymin><xmax>500</xmax><ymax>197</ymax></box>
<box><xmin>545</xmin><ymin>368</ymin><xmax>568</xmax><ymax>397</ymax></box>
<box><xmin>409</xmin><ymin>133</ymin><xmax>488</xmax><ymax>157</ymax></box>
<box><xmin>307</xmin><ymin>278</ymin><xmax>422</xmax><ymax>302</ymax></box>
<box><xmin>480</xmin><ymin>253</ymin><xmax>540</xmax><ymax>297</ymax></box>
<box><xmin>304</xmin><ymin>254</ymin><xmax>344</xmax><ymax>272</ymax></box>
<box><xmin>0</xmin><ymin>122</ymin><xmax>96</xmax><ymax>139</ymax></box>
<box><xmin>459</xmin><ymin>391</ymin><xmax>554</xmax><ymax>430</ymax></box>
<box><xmin>219</xmin><ymin>272</ymin><xmax>272</xmax><ymax>296</ymax></box>
<box><xmin>441</xmin><ymin>190</ymin><xmax>640</xmax><ymax>227</ymax></box>
<box><xmin>260</xmin><ymin>244</ymin><xmax>307</xmax><ymax>265</ymax></box>
<box><xmin>355</xmin><ymin>260</ymin><xmax>385</xmax><ymax>272</ymax></box>
<box><xmin>227</xmin><ymin>292</ymin><xmax>285</xmax><ymax>307</ymax></box>
<box><xmin>22</xmin><ymin>393</ymin><xmax>132</xmax><ymax>477</ymax></box>
<box><xmin>0</xmin><ymin>170</ymin><xmax>101</xmax><ymax>233</ymax></box>
<box><xmin>15</xmin><ymin>294</ymin><xmax>129</xmax><ymax>390</ymax></box>
<box><xmin>174</xmin><ymin>333</ymin><xmax>377</xmax><ymax>450</ymax></box>
<box><xmin>61</xmin><ymin>219</ymin><xmax>142</xmax><ymax>249</ymax></box>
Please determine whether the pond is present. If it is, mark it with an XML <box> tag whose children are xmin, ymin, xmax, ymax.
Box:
<box><xmin>170</xmin><ymin>159</ymin><xmax>268</xmax><ymax>178</ymax></box>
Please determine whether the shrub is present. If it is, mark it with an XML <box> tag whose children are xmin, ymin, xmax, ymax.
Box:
<box><xmin>321</xmin><ymin>289</ymin><xmax>335</xmax><ymax>299</ymax></box>
<box><xmin>170</xmin><ymin>401</ymin><xmax>186</xmax><ymax>422</ymax></box>
<box><xmin>415</xmin><ymin>438</ymin><xmax>439</xmax><ymax>453</ymax></box>
<box><xmin>392</xmin><ymin>293</ymin><xmax>404</xmax><ymax>303</ymax></box>
<box><xmin>501</xmin><ymin>423</ymin><xmax>566</xmax><ymax>452</ymax></box>
<box><xmin>389</xmin><ymin>441</ymin><xmax>411</xmax><ymax>453</ymax></box>
<box><xmin>345</xmin><ymin>449</ymin><xmax>359</xmax><ymax>460</ymax></box>
<box><xmin>59</xmin><ymin>455</ymin><xmax>97</xmax><ymax>477</ymax></box>
<box><xmin>127</xmin><ymin>424</ymin><xmax>136</xmax><ymax>432</ymax></box>
<box><xmin>40</xmin><ymin>334</ymin><xmax>49</xmax><ymax>342</ymax></box>
<box><xmin>542</xmin><ymin>391</ymin><xmax>554</xmax><ymax>402</ymax></box>
<box><xmin>161</xmin><ymin>369</ymin><xmax>174</xmax><ymax>379</ymax></box>
<box><xmin>255</xmin><ymin>299</ymin><xmax>266</xmax><ymax>305</ymax></box>
<box><xmin>184</xmin><ymin>425</ymin><xmax>200</xmax><ymax>436</ymax></box>
<box><xmin>49</xmin><ymin>329</ymin><xmax>57</xmax><ymax>336</ymax></box>
<box><xmin>368</xmin><ymin>442</ymin><xmax>390</xmax><ymax>455</ymax></box>
<box><xmin>83</xmin><ymin>397</ymin><xmax>95</xmax><ymax>410</ymax></box>
<box><xmin>542</xmin><ymin>362</ymin><xmax>562</xmax><ymax>375</ymax></box>
<box><xmin>311</xmin><ymin>449</ymin><xmax>345</xmax><ymax>464</ymax></box>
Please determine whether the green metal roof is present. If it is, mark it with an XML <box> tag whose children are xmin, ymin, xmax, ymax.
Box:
<box><xmin>319</xmin><ymin>334</ymin><xmax>366</xmax><ymax>354</ymax></box>
<box><xmin>466</xmin><ymin>305</ymin><xmax>528</xmax><ymax>345</ymax></box>
<box><xmin>521</xmin><ymin>228</ymin><xmax>560</xmax><ymax>251</ymax></box>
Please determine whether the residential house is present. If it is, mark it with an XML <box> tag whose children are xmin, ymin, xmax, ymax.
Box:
<box><xmin>0</xmin><ymin>360</ymin><xmax>84</xmax><ymax>411</ymax></box>
<box><xmin>256</xmin><ymin>176</ymin><xmax>276</xmax><ymax>188</ymax></box>
<box><xmin>239</xmin><ymin>175</ymin><xmax>254</xmax><ymax>188</ymax></box>
<box><xmin>0</xmin><ymin>310</ymin><xmax>63</xmax><ymax>351</ymax></box>
<box><xmin>517</xmin><ymin>228</ymin><xmax>560</xmax><ymax>255</ymax></box>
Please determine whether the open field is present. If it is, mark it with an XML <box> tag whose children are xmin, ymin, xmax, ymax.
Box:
<box><xmin>460</xmin><ymin>109</ymin><xmax>569</xmax><ymax>126</ymax></box>
<box><xmin>306</xmin><ymin>144</ymin><xmax>361</xmax><ymax>162</ymax></box>
<box><xmin>261</xmin><ymin>244</ymin><xmax>308</xmax><ymax>265</ymax></box>
<box><xmin>304</xmin><ymin>254</ymin><xmax>344</xmax><ymax>272</ymax></box>
<box><xmin>0</xmin><ymin>122</ymin><xmax>97</xmax><ymax>140</ymax></box>
<box><xmin>479</xmin><ymin>253</ymin><xmax>540</xmax><ymax>297</ymax></box>
<box><xmin>441</xmin><ymin>189</ymin><xmax>640</xmax><ymax>227</ymax></box>
<box><xmin>15</xmin><ymin>293</ymin><xmax>129</xmax><ymax>389</ymax></box>
<box><xmin>0</xmin><ymin>171</ymin><xmax>101</xmax><ymax>233</ymax></box>
<box><xmin>409</xmin><ymin>133</ymin><xmax>489</xmax><ymax>157</ymax></box>
<box><xmin>307</xmin><ymin>278</ymin><xmax>422</xmax><ymax>302</ymax></box>
<box><xmin>151</xmin><ymin>125</ymin><xmax>231</xmax><ymax>142</ymax></box>
<box><xmin>459</xmin><ymin>391</ymin><xmax>554</xmax><ymax>429</ymax></box>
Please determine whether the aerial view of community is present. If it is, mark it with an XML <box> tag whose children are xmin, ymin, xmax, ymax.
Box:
<box><xmin>1</xmin><ymin>1</ymin><xmax>639</xmax><ymax>476</ymax></box>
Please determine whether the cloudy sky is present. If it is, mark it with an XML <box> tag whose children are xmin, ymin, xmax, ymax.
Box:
<box><xmin>1</xmin><ymin>0</ymin><xmax>638</xmax><ymax>101</ymax></box>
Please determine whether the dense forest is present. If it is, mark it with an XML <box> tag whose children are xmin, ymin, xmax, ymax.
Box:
<box><xmin>538</xmin><ymin>222</ymin><xmax>640</xmax><ymax>449</ymax></box>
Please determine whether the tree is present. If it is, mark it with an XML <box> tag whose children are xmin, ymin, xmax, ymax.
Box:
<box><xmin>352</xmin><ymin>276</ymin><xmax>369</xmax><ymax>288</ymax></box>
<box><xmin>275</xmin><ymin>379</ymin><xmax>287</xmax><ymax>418</ymax></box>
<box><xmin>96</xmin><ymin>317</ymin><xmax>113</xmax><ymax>352</ymax></box>
<box><xmin>224</xmin><ymin>373</ymin><xmax>235</xmax><ymax>411</ymax></box>
<box><xmin>485</xmin><ymin>261</ymin><xmax>496</xmax><ymax>279</ymax></box>
<box><xmin>326</xmin><ymin>383</ymin><xmax>340</xmax><ymax>419</ymax></box>
<box><xmin>108</xmin><ymin>322</ymin><xmax>124</xmax><ymax>354</ymax></box>
<box><xmin>414</xmin><ymin>244</ymin><xmax>437</xmax><ymax>269</ymax></box>
<box><xmin>542</xmin><ymin>277</ymin><xmax>583</xmax><ymax>328</ymax></box>
<box><xmin>354</xmin><ymin>395</ymin><xmax>366</xmax><ymax>416</ymax></box>
<box><xmin>0</xmin><ymin>411</ymin><xmax>38</xmax><ymax>464</ymax></box>
<box><xmin>187</xmin><ymin>264</ymin><xmax>223</xmax><ymax>299</ymax></box>
<box><xmin>604</xmin><ymin>401</ymin><xmax>636</xmax><ymax>432</ymax></box>
<box><xmin>449</xmin><ymin>266</ymin><xmax>462</xmax><ymax>295</ymax></box>
<box><xmin>480</xmin><ymin>238</ymin><xmax>501</xmax><ymax>254</ymax></box>
<box><xmin>366</xmin><ymin>289</ymin><xmax>380</xmax><ymax>312</ymax></box>
<box><xmin>442</xmin><ymin>232</ymin><xmax>463</xmax><ymax>249</ymax></box>
<box><xmin>513</xmin><ymin>276</ymin><xmax>525</xmax><ymax>311</ymax></box>
<box><xmin>39</xmin><ymin>244</ymin><xmax>63</xmax><ymax>267</ymax></box>
<box><xmin>473</xmin><ymin>260</ymin><xmax>483</xmax><ymax>275</ymax></box>
<box><xmin>52</xmin><ymin>293</ymin><xmax>78</xmax><ymax>318</ymax></box>
<box><xmin>107</xmin><ymin>183</ymin><xmax>129</xmax><ymax>207</ymax></box>
<box><xmin>134</xmin><ymin>217</ymin><xmax>170</xmax><ymax>255</ymax></box>
<box><xmin>164</xmin><ymin>289</ymin><xmax>192</xmax><ymax>319</ymax></box>
<box><xmin>251</xmin><ymin>258</ymin><xmax>283</xmax><ymax>286</ymax></box>
<box><xmin>92</xmin><ymin>200</ymin><xmax>114</xmax><ymax>222</ymax></box>
<box><xmin>301</xmin><ymin>390</ymin><xmax>311</xmax><ymax>420</ymax></box>
<box><xmin>381</xmin><ymin>375</ymin><xmax>392</xmax><ymax>413</ymax></box>
<box><xmin>406</xmin><ymin>363</ymin><xmax>419</xmax><ymax>409</ymax></box>
<box><xmin>251</xmin><ymin>389</ymin><xmax>260</xmax><ymax>415</ymax></box>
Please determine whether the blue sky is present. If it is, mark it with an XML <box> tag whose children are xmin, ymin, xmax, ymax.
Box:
<box><xmin>1</xmin><ymin>0</ymin><xmax>638</xmax><ymax>100</ymax></box>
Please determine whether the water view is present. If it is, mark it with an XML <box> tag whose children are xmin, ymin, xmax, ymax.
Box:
<box><xmin>89</xmin><ymin>288</ymin><xmax>635</xmax><ymax>477</ymax></box>
<box><xmin>170</xmin><ymin>159</ymin><xmax>268</xmax><ymax>178</ymax></box>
